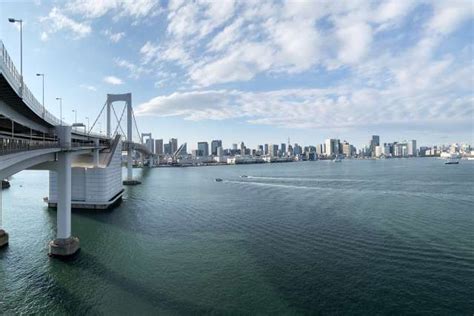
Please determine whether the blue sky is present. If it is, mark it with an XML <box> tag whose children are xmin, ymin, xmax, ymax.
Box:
<box><xmin>0</xmin><ymin>0</ymin><xmax>472</xmax><ymax>149</ymax></box>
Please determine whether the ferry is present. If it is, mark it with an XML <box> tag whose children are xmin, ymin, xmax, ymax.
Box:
<box><xmin>445</xmin><ymin>159</ymin><xmax>459</xmax><ymax>165</ymax></box>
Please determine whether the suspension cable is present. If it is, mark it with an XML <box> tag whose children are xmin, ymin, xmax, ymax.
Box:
<box><xmin>112</xmin><ymin>103</ymin><xmax>127</xmax><ymax>137</ymax></box>
<box><xmin>131</xmin><ymin>107</ymin><xmax>142</xmax><ymax>144</ymax></box>
<box><xmin>88</xmin><ymin>101</ymin><xmax>107</xmax><ymax>135</ymax></box>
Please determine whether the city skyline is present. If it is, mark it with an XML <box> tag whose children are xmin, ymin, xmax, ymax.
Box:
<box><xmin>0</xmin><ymin>1</ymin><xmax>472</xmax><ymax>149</ymax></box>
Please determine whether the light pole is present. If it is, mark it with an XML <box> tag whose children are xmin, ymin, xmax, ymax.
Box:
<box><xmin>8</xmin><ymin>18</ymin><xmax>23</xmax><ymax>93</ymax></box>
<box><xmin>85</xmin><ymin>117</ymin><xmax>90</xmax><ymax>134</ymax></box>
<box><xmin>72</xmin><ymin>109</ymin><xmax>77</xmax><ymax>124</ymax></box>
<box><xmin>36</xmin><ymin>73</ymin><xmax>45</xmax><ymax>117</ymax></box>
<box><xmin>56</xmin><ymin>97</ymin><xmax>62</xmax><ymax>126</ymax></box>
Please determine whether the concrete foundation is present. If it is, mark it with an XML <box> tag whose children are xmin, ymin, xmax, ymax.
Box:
<box><xmin>0</xmin><ymin>229</ymin><xmax>8</xmax><ymax>248</ymax></box>
<box><xmin>48</xmin><ymin>236</ymin><xmax>80</xmax><ymax>257</ymax></box>
<box><xmin>123</xmin><ymin>180</ymin><xmax>141</xmax><ymax>185</ymax></box>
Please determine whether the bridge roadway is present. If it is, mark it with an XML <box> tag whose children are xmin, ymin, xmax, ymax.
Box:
<box><xmin>0</xmin><ymin>40</ymin><xmax>151</xmax><ymax>256</ymax></box>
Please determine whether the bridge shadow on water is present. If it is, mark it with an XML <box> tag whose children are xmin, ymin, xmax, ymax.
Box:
<box><xmin>53</xmin><ymin>250</ymin><xmax>221</xmax><ymax>314</ymax></box>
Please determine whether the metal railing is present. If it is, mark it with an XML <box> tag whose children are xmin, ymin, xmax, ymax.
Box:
<box><xmin>0</xmin><ymin>136</ymin><xmax>60</xmax><ymax>156</ymax></box>
<box><xmin>0</xmin><ymin>40</ymin><xmax>61</xmax><ymax>126</ymax></box>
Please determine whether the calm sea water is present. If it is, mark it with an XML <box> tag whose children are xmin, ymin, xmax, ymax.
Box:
<box><xmin>0</xmin><ymin>159</ymin><xmax>473</xmax><ymax>314</ymax></box>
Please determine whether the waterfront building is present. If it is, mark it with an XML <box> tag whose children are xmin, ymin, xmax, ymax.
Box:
<box><xmin>264</xmin><ymin>144</ymin><xmax>269</xmax><ymax>155</ymax></box>
<box><xmin>145</xmin><ymin>138</ymin><xmax>155</xmax><ymax>154</ymax></box>
<box><xmin>375</xmin><ymin>145</ymin><xmax>383</xmax><ymax>158</ymax></box>
<box><xmin>217</xmin><ymin>146</ymin><xmax>223</xmax><ymax>157</ymax></box>
<box><xmin>170</xmin><ymin>138</ymin><xmax>178</xmax><ymax>154</ymax></box>
<box><xmin>240</xmin><ymin>142</ymin><xmax>246</xmax><ymax>155</ymax></box>
<box><xmin>293</xmin><ymin>144</ymin><xmax>302</xmax><ymax>156</ymax></box>
<box><xmin>232</xmin><ymin>143</ymin><xmax>238</xmax><ymax>151</ymax></box>
<box><xmin>407</xmin><ymin>140</ymin><xmax>417</xmax><ymax>157</ymax></box>
<box><xmin>325</xmin><ymin>139</ymin><xmax>340</xmax><ymax>157</ymax></box>
<box><xmin>342</xmin><ymin>141</ymin><xmax>352</xmax><ymax>157</ymax></box>
<box><xmin>281</xmin><ymin>143</ymin><xmax>286</xmax><ymax>156</ymax></box>
<box><xmin>370</xmin><ymin>135</ymin><xmax>380</xmax><ymax>157</ymax></box>
<box><xmin>192</xmin><ymin>149</ymin><xmax>203</xmax><ymax>157</ymax></box>
<box><xmin>198</xmin><ymin>142</ymin><xmax>209</xmax><ymax>157</ymax></box>
<box><xmin>155</xmin><ymin>139</ymin><xmax>163</xmax><ymax>155</ymax></box>
<box><xmin>211</xmin><ymin>140</ymin><xmax>222</xmax><ymax>156</ymax></box>
<box><xmin>288</xmin><ymin>144</ymin><xmax>293</xmax><ymax>156</ymax></box>
<box><xmin>164</xmin><ymin>143</ymin><xmax>171</xmax><ymax>155</ymax></box>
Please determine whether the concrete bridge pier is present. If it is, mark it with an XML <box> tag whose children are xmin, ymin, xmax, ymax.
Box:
<box><xmin>0</xmin><ymin>229</ymin><xmax>8</xmax><ymax>248</ymax></box>
<box><xmin>0</xmin><ymin>191</ymin><xmax>8</xmax><ymax>248</ymax></box>
<box><xmin>48</xmin><ymin>126</ymin><xmax>79</xmax><ymax>257</ymax></box>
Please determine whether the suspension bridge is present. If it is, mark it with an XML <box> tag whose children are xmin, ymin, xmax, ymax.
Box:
<box><xmin>0</xmin><ymin>40</ymin><xmax>154</xmax><ymax>257</ymax></box>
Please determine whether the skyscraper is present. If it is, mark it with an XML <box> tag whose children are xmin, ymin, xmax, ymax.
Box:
<box><xmin>170</xmin><ymin>138</ymin><xmax>178</xmax><ymax>154</ymax></box>
<box><xmin>211</xmin><ymin>140</ymin><xmax>222</xmax><ymax>156</ymax></box>
<box><xmin>325</xmin><ymin>139</ymin><xmax>339</xmax><ymax>157</ymax></box>
<box><xmin>407</xmin><ymin>140</ymin><xmax>417</xmax><ymax>157</ymax></box>
<box><xmin>281</xmin><ymin>143</ymin><xmax>286</xmax><ymax>156</ymax></box>
<box><xmin>370</xmin><ymin>135</ymin><xmax>380</xmax><ymax>157</ymax></box>
<box><xmin>198</xmin><ymin>142</ymin><xmax>209</xmax><ymax>156</ymax></box>
<box><xmin>240</xmin><ymin>142</ymin><xmax>246</xmax><ymax>155</ymax></box>
<box><xmin>164</xmin><ymin>143</ymin><xmax>171</xmax><ymax>155</ymax></box>
<box><xmin>155</xmin><ymin>139</ymin><xmax>163</xmax><ymax>155</ymax></box>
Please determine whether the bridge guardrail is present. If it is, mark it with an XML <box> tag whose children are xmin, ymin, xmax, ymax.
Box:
<box><xmin>0</xmin><ymin>137</ymin><xmax>60</xmax><ymax>156</ymax></box>
<box><xmin>0</xmin><ymin>40</ymin><xmax>61</xmax><ymax>126</ymax></box>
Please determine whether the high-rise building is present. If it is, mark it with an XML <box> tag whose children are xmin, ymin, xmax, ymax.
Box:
<box><xmin>155</xmin><ymin>139</ymin><xmax>163</xmax><ymax>155</ymax></box>
<box><xmin>407</xmin><ymin>140</ymin><xmax>417</xmax><ymax>157</ymax></box>
<box><xmin>269</xmin><ymin>144</ymin><xmax>278</xmax><ymax>157</ymax></box>
<box><xmin>342</xmin><ymin>141</ymin><xmax>352</xmax><ymax>157</ymax></box>
<box><xmin>240</xmin><ymin>142</ymin><xmax>246</xmax><ymax>155</ymax></box>
<box><xmin>217</xmin><ymin>146</ymin><xmax>223</xmax><ymax>157</ymax></box>
<box><xmin>164</xmin><ymin>143</ymin><xmax>171</xmax><ymax>155</ymax></box>
<box><xmin>198</xmin><ymin>142</ymin><xmax>209</xmax><ymax>156</ymax></box>
<box><xmin>281</xmin><ymin>143</ymin><xmax>286</xmax><ymax>156</ymax></box>
<box><xmin>370</xmin><ymin>135</ymin><xmax>380</xmax><ymax>157</ymax></box>
<box><xmin>264</xmin><ymin>144</ymin><xmax>269</xmax><ymax>155</ymax></box>
<box><xmin>145</xmin><ymin>138</ymin><xmax>154</xmax><ymax>153</ymax></box>
<box><xmin>211</xmin><ymin>140</ymin><xmax>222</xmax><ymax>156</ymax></box>
<box><xmin>170</xmin><ymin>138</ymin><xmax>178</xmax><ymax>154</ymax></box>
<box><xmin>232</xmin><ymin>143</ymin><xmax>238</xmax><ymax>151</ymax></box>
<box><xmin>325</xmin><ymin>139</ymin><xmax>340</xmax><ymax>157</ymax></box>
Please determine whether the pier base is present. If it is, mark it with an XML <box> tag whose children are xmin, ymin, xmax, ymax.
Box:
<box><xmin>48</xmin><ymin>237</ymin><xmax>80</xmax><ymax>257</ymax></box>
<box><xmin>0</xmin><ymin>229</ymin><xmax>8</xmax><ymax>248</ymax></box>
<box><xmin>123</xmin><ymin>180</ymin><xmax>141</xmax><ymax>185</ymax></box>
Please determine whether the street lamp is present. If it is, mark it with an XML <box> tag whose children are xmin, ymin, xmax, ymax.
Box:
<box><xmin>36</xmin><ymin>73</ymin><xmax>45</xmax><ymax>117</ymax></box>
<box><xmin>72</xmin><ymin>109</ymin><xmax>77</xmax><ymax>124</ymax></box>
<box><xmin>56</xmin><ymin>97</ymin><xmax>62</xmax><ymax>126</ymax></box>
<box><xmin>85</xmin><ymin>117</ymin><xmax>90</xmax><ymax>134</ymax></box>
<box><xmin>8</xmin><ymin>18</ymin><xmax>23</xmax><ymax>92</ymax></box>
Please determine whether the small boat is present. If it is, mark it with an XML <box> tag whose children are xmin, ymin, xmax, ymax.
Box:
<box><xmin>240</xmin><ymin>175</ymin><xmax>248</xmax><ymax>178</ymax></box>
<box><xmin>445</xmin><ymin>159</ymin><xmax>459</xmax><ymax>165</ymax></box>
<box><xmin>215</xmin><ymin>178</ymin><xmax>223</xmax><ymax>182</ymax></box>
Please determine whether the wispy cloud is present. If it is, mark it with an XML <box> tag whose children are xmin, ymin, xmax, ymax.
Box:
<box><xmin>40</xmin><ymin>7</ymin><xmax>91</xmax><ymax>39</ymax></box>
<box><xmin>103</xmin><ymin>29</ymin><xmax>125</xmax><ymax>43</ymax></box>
<box><xmin>80</xmin><ymin>84</ymin><xmax>97</xmax><ymax>91</ymax></box>
<box><xmin>103</xmin><ymin>76</ymin><xmax>124</xmax><ymax>85</ymax></box>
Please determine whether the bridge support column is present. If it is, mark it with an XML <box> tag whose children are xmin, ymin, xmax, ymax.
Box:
<box><xmin>0</xmin><ymin>187</ymin><xmax>8</xmax><ymax>248</ymax></box>
<box><xmin>49</xmin><ymin>126</ymin><xmax>79</xmax><ymax>257</ymax></box>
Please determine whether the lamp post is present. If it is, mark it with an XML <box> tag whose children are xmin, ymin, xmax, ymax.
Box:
<box><xmin>85</xmin><ymin>117</ymin><xmax>90</xmax><ymax>134</ymax></box>
<box><xmin>8</xmin><ymin>18</ymin><xmax>23</xmax><ymax>93</ymax></box>
<box><xmin>56</xmin><ymin>97</ymin><xmax>62</xmax><ymax>126</ymax></box>
<box><xmin>36</xmin><ymin>73</ymin><xmax>45</xmax><ymax>117</ymax></box>
<box><xmin>72</xmin><ymin>109</ymin><xmax>77</xmax><ymax>124</ymax></box>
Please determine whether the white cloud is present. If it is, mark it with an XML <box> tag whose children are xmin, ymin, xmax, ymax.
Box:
<box><xmin>40</xmin><ymin>7</ymin><xmax>91</xmax><ymax>39</ymax></box>
<box><xmin>80</xmin><ymin>84</ymin><xmax>97</xmax><ymax>91</ymax></box>
<box><xmin>103</xmin><ymin>76</ymin><xmax>124</xmax><ymax>85</ymax></box>
<box><xmin>103</xmin><ymin>29</ymin><xmax>125</xmax><ymax>42</ymax></box>
<box><xmin>65</xmin><ymin>0</ymin><xmax>160</xmax><ymax>19</ymax></box>
<box><xmin>336</xmin><ymin>22</ymin><xmax>372</xmax><ymax>64</ymax></box>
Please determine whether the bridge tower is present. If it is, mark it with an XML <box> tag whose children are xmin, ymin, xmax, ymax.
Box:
<box><xmin>106</xmin><ymin>93</ymin><xmax>141</xmax><ymax>185</ymax></box>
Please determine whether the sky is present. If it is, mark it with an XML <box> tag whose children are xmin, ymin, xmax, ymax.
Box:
<box><xmin>0</xmin><ymin>0</ymin><xmax>473</xmax><ymax>149</ymax></box>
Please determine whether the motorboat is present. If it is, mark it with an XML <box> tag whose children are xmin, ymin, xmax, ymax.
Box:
<box><xmin>445</xmin><ymin>158</ymin><xmax>459</xmax><ymax>165</ymax></box>
<box><xmin>215</xmin><ymin>178</ymin><xmax>223</xmax><ymax>182</ymax></box>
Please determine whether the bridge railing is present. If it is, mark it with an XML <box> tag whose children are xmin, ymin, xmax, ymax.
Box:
<box><xmin>0</xmin><ymin>136</ymin><xmax>60</xmax><ymax>156</ymax></box>
<box><xmin>0</xmin><ymin>40</ymin><xmax>61</xmax><ymax>126</ymax></box>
